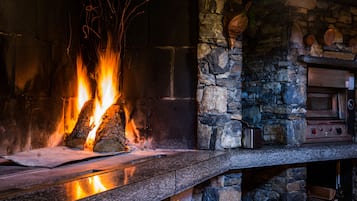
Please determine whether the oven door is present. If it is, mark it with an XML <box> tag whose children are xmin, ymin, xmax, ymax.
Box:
<box><xmin>306</xmin><ymin>87</ymin><xmax>346</xmax><ymax>120</ymax></box>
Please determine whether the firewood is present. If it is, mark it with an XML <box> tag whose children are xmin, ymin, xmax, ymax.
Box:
<box><xmin>65</xmin><ymin>100</ymin><xmax>94</xmax><ymax>149</ymax></box>
<box><xmin>308</xmin><ymin>185</ymin><xmax>336</xmax><ymax>200</ymax></box>
<box><xmin>93</xmin><ymin>104</ymin><xmax>127</xmax><ymax>152</ymax></box>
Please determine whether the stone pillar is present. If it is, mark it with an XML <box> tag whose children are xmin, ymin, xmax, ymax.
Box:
<box><xmin>197</xmin><ymin>0</ymin><xmax>243</xmax><ymax>150</ymax></box>
<box><xmin>196</xmin><ymin>0</ymin><xmax>243</xmax><ymax>199</ymax></box>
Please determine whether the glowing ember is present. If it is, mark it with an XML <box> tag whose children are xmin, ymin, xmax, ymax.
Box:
<box><xmin>84</xmin><ymin>43</ymin><xmax>120</xmax><ymax>151</ymax></box>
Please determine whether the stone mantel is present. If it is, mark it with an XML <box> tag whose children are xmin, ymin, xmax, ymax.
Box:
<box><xmin>1</xmin><ymin>144</ymin><xmax>357</xmax><ymax>201</ymax></box>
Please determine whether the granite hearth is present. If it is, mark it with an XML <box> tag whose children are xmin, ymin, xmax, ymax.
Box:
<box><xmin>1</xmin><ymin>144</ymin><xmax>357</xmax><ymax>201</ymax></box>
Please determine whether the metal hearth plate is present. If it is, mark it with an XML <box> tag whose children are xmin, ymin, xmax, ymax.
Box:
<box><xmin>1</xmin><ymin>146</ymin><xmax>130</xmax><ymax>168</ymax></box>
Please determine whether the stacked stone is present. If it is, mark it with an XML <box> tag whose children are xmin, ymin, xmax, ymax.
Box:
<box><xmin>242</xmin><ymin>166</ymin><xmax>306</xmax><ymax>201</ymax></box>
<box><xmin>197</xmin><ymin>0</ymin><xmax>243</xmax><ymax>150</ymax></box>
<box><xmin>202</xmin><ymin>173</ymin><xmax>242</xmax><ymax>201</ymax></box>
<box><xmin>241</xmin><ymin>0</ymin><xmax>307</xmax><ymax>146</ymax></box>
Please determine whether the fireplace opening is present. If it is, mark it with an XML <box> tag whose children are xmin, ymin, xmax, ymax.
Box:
<box><xmin>0</xmin><ymin>0</ymin><xmax>198</xmax><ymax>155</ymax></box>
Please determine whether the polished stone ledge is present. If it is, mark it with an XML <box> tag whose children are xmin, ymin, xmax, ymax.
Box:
<box><xmin>1</xmin><ymin>143</ymin><xmax>357</xmax><ymax>201</ymax></box>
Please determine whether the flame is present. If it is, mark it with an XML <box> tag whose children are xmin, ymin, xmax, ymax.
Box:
<box><xmin>84</xmin><ymin>43</ymin><xmax>120</xmax><ymax>151</ymax></box>
<box><xmin>76</xmin><ymin>55</ymin><xmax>92</xmax><ymax>110</ymax></box>
<box><xmin>63</xmin><ymin>55</ymin><xmax>92</xmax><ymax>136</ymax></box>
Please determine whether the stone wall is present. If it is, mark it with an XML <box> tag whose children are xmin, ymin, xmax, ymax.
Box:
<box><xmin>242</xmin><ymin>0</ymin><xmax>357</xmax><ymax>146</ymax></box>
<box><xmin>242</xmin><ymin>166</ymin><xmax>306</xmax><ymax>201</ymax></box>
<box><xmin>197</xmin><ymin>0</ymin><xmax>243</xmax><ymax>150</ymax></box>
<box><xmin>242</xmin><ymin>0</ymin><xmax>306</xmax><ymax>146</ymax></box>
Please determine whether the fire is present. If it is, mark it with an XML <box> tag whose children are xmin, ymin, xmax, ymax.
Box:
<box><xmin>83</xmin><ymin>43</ymin><xmax>120</xmax><ymax>151</ymax></box>
<box><xmin>76</xmin><ymin>55</ymin><xmax>92</xmax><ymax>110</ymax></box>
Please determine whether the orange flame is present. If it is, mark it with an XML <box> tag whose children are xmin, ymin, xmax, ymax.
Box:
<box><xmin>84</xmin><ymin>43</ymin><xmax>120</xmax><ymax>151</ymax></box>
<box><xmin>62</xmin><ymin>56</ymin><xmax>92</xmax><ymax>136</ymax></box>
<box><xmin>76</xmin><ymin>55</ymin><xmax>92</xmax><ymax>110</ymax></box>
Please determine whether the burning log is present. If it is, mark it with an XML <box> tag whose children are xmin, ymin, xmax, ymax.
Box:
<box><xmin>65</xmin><ymin>100</ymin><xmax>94</xmax><ymax>149</ymax></box>
<box><xmin>93</xmin><ymin>103</ymin><xmax>126</xmax><ymax>152</ymax></box>
<box><xmin>64</xmin><ymin>100</ymin><xmax>127</xmax><ymax>152</ymax></box>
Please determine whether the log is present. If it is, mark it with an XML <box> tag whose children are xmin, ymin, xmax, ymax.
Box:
<box><xmin>64</xmin><ymin>100</ymin><xmax>94</xmax><ymax>149</ymax></box>
<box><xmin>308</xmin><ymin>185</ymin><xmax>336</xmax><ymax>201</ymax></box>
<box><xmin>93</xmin><ymin>104</ymin><xmax>127</xmax><ymax>152</ymax></box>
<box><xmin>64</xmin><ymin>100</ymin><xmax>127</xmax><ymax>152</ymax></box>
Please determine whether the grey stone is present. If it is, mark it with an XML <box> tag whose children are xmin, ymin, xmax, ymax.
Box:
<box><xmin>242</xmin><ymin>106</ymin><xmax>261</xmax><ymax>125</ymax></box>
<box><xmin>203</xmin><ymin>187</ymin><xmax>241</xmax><ymax>201</ymax></box>
<box><xmin>220</xmin><ymin>121</ymin><xmax>242</xmax><ymax>149</ymax></box>
<box><xmin>223</xmin><ymin>173</ymin><xmax>242</xmax><ymax>187</ymax></box>
<box><xmin>198</xmin><ymin>114</ymin><xmax>230</xmax><ymax>127</ymax></box>
<box><xmin>282</xmin><ymin>84</ymin><xmax>305</xmax><ymax>105</ymax></box>
<box><xmin>253</xmin><ymin>189</ymin><xmax>280</xmax><ymax>201</ymax></box>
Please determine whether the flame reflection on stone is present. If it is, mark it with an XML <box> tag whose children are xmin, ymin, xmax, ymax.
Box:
<box><xmin>124</xmin><ymin>167</ymin><xmax>136</xmax><ymax>185</ymax></box>
<box><xmin>66</xmin><ymin>175</ymin><xmax>109</xmax><ymax>200</ymax></box>
<box><xmin>65</xmin><ymin>166</ymin><xmax>138</xmax><ymax>200</ymax></box>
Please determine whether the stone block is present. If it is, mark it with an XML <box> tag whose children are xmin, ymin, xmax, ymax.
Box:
<box><xmin>286</xmin><ymin>182</ymin><xmax>300</xmax><ymax>192</ymax></box>
<box><xmin>203</xmin><ymin>187</ymin><xmax>241</xmax><ymax>201</ymax></box>
<box><xmin>220</xmin><ymin>121</ymin><xmax>242</xmax><ymax>149</ymax></box>
<box><xmin>200</xmin><ymin>86</ymin><xmax>227</xmax><ymax>114</ymax></box>
<box><xmin>199</xmin><ymin>13</ymin><xmax>225</xmax><ymax>44</ymax></box>
<box><xmin>223</xmin><ymin>173</ymin><xmax>242</xmax><ymax>187</ymax></box>
<box><xmin>198</xmin><ymin>43</ymin><xmax>212</xmax><ymax>59</ymax></box>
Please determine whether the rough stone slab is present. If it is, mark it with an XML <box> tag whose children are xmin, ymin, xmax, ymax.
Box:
<box><xmin>175</xmin><ymin>152</ymin><xmax>230</xmax><ymax>192</ymax></box>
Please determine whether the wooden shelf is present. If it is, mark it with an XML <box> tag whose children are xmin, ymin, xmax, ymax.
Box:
<box><xmin>298</xmin><ymin>55</ymin><xmax>357</xmax><ymax>71</ymax></box>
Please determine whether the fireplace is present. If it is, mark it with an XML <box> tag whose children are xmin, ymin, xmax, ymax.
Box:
<box><xmin>1</xmin><ymin>0</ymin><xmax>357</xmax><ymax>200</ymax></box>
<box><xmin>0</xmin><ymin>0</ymin><xmax>198</xmax><ymax>155</ymax></box>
